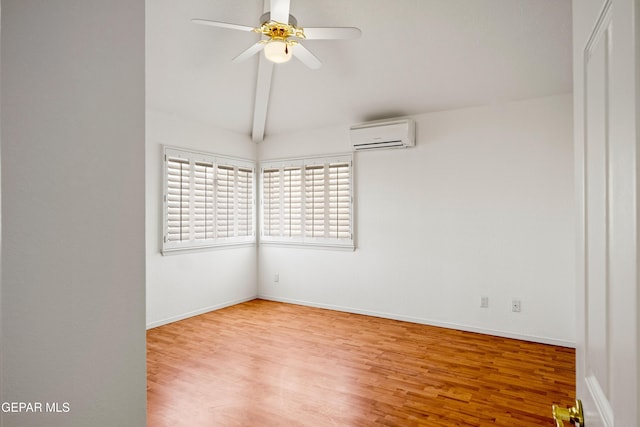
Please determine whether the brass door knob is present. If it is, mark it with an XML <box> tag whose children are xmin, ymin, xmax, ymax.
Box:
<box><xmin>552</xmin><ymin>399</ymin><xmax>584</xmax><ymax>426</ymax></box>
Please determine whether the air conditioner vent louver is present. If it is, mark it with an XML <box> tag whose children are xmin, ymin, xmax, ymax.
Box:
<box><xmin>350</xmin><ymin>118</ymin><xmax>415</xmax><ymax>151</ymax></box>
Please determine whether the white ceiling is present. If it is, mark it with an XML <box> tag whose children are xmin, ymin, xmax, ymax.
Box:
<box><xmin>146</xmin><ymin>0</ymin><xmax>572</xmax><ymax>139</ymax></box>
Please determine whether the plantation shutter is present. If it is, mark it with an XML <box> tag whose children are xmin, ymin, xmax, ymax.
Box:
<box><xmin>166</xmin><ymin>157</ymin><xmax>190</xmax><ymax>242</ymax></box>
<box><xmin>216</xmin><ymin>165</ymin><xmax>234</xmax><ymax>238</ymax></box>
<box><xmin>263</xmin><ymin>168</ymin><xmax>280</xmax><ymax>237</ymax></box>
<box><xmin>305</xmin><ymin>165</ymin><xmax>325</xmax><ymax>238</ymax></box>
<box><xmin>283</xmin><ymin>167</ymin><xmax>302</xmax><ymax>237</ymax></box>
<box><xmin>237</xmin><ymin>167</ymin><xmax>253</xmax><ymax>237</ymax></box>
<box><xmin>329</xmin><ymin>163</ymin><xmax>351</xmax><ymax>239</ymax></box>
<box><xmin>193</xmin><ymin>161</ymin><xmax>215</xmax><ymax>240</ymax></box>
<box><xmin>260</xmin><ymin>154</ymin><xmax>353</xmax><ymax>249</ymax></box>
<box><xmin>163</xmin><ymin>147</ymin><xmax>256</xmax><ymax>253</ymax></box>
<box><xmin>329</xmin><ymin>162</ymin><xmax>351</xmax><ymax>239</ymax></box>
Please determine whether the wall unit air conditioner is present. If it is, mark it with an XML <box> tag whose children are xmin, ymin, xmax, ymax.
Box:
<box><xmin>350</xmin><ymin>118</ymin><xmax>415</xmax><ymax>151</ymax></box>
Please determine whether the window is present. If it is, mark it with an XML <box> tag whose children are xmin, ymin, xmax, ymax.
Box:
<box><xmin>163</xmin><ymin>147</ymin><xmax>255</xmax><ymax>254</ymax></box>
<box><xmin>260</xmin><ymin>154</ymin><xmax>354</xmax><ymax>249</ymax></box>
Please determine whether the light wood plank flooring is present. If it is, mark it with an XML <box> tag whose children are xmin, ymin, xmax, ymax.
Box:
<box><xmin>147</xmin><ymin>299</ymin><xmax>575</xmax><ymax>426</ymax></box>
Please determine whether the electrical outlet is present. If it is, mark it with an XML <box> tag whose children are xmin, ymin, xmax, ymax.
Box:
<box><xmin>274</xmin><ymin>274</ymin><xmax>279</xmax><ymax>283</ymax></box>
<box><xmin>480</xmin><ymin>296</ymin><xmax>489</xmax><ymax>308</ymax></box>
<box><xmin>512</xmin><ymin>299</ymin><xmax>521</xmax><ymax>313</ymax></box>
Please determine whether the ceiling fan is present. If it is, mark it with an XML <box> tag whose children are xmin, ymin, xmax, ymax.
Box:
<box><xmin>192</xmin><ymin>0</ymin><xmax>362</xmax><ymax>69</ymax></box>
<box><xmin>192</xmin><ymin>0</ymin><xmax>361</xmax><ymax>142</ymax></box>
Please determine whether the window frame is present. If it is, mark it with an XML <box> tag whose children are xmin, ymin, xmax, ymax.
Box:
<box><xmin>162</xmin><ymin>146</ymin><xmax>256</xmax><ymax>255</ymax></box>
<box><xmin>259</xmin><ymin>153</ymin><xmax>355</xmax><ymax>251</ymax></box>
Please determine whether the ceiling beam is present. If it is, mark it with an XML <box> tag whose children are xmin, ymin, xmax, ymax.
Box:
<box><xmin>251</xmin><ymin>54</ymin><xmax>274</xmax><ymax>142</ymax></box>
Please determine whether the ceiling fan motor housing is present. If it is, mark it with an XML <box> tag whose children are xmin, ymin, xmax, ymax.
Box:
<box><xmin>255</xmin><ymin>13</ymin><xmax>305</xmax><ymax>43</ymax></box>
<box><xmin>259</xmin><ymin>12</ymin><xmax>297</xmax><ymax>28</ymax></box>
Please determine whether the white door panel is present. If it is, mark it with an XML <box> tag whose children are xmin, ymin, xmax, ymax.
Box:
<box><xmin>573</xmin><ymin>0</ymin><xmax>638</xmax><ymax>426</ymax></box>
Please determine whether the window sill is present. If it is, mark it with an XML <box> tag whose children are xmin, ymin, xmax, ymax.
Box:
<box><xmin>259</xmin><ymin>241</ymin><xmax>355</xmax><ymax>252</ymax></box>
<box><xmin>162</xmin><ymin>241</ymin><xmax>256</xmax><ymax>256</ymax></box>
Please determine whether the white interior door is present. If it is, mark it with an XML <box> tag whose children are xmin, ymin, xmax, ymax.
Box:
<box><xmin>573</xmin><ymin>0</ymin><xmax>638</xmax><ymax>426</ymax></box>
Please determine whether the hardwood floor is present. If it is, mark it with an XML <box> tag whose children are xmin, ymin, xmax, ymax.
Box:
<box><xmin>147</xmin><ymin>299</ymin><xmax>575</xmax><ymax>426</ymax></box>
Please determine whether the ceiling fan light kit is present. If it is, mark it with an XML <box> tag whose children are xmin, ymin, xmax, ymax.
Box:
<box><xmin>256</xmin><ymin>15</ymin><xmax>301</xmax><ymax>63</ymax></box>
<box><xmin>263</xmin><ymin>39</ymin><xmax>293</xmax><ymax>63</ymax></box>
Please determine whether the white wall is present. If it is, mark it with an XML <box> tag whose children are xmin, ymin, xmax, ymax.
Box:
<box><xmin>0</xmin><ymin>0</ymin><xmax>4</xmax><ymax>412</ymax></box>
<box><xmin>1</xmin><ymin>1</ymin><xmax>146</xmax><ymax>426</ymax></box>
<box><xmin>258</xmin><ymin>94</ymin><xmax>576</xmax><ymax>346</ymax></box>
<box><xmin>146</xmin><ymin>110</ymin><xmax>258</xmax><ymax>328</ymax></box>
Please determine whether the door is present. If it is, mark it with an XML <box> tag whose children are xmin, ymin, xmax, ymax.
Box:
<box><xmin>573</xmin><ymin>0</ymin><xmax>639</xmax><ymax>426</ymax></box>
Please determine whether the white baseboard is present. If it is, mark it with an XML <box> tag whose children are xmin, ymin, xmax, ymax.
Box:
<box><xmin>258</xmin><ymin>294</ymin><xmax>576</xmax><ymax>348</ymax></box>
<box><xmin>146</xmin><ymin>295</ymin><xmax>257</xmax><ymax>329</ymax></box>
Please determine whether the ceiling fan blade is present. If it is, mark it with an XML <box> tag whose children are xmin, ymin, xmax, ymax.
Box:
<box><xmin>270</xmin><ymin>0</ymin><xmax>290</xmax><ymax>23</ymax></box>
<box><xmin>302</xmin><ymin>27</ymin><xmax>362</xmax><ymax>40</ymax></box>
<box><xmin>232</xmin><ymin>42</ymin><xmax>265</xmax><ymax>63</ymax></box>
<box><xmin>191</xmin><ymin>19</ymin><xmax>255</xmax><ymax>32</ymax></box>
<box><xmin>293</xmin><ymin>44</ymin><xmax>322</xmax><ymax>70</ymax></box>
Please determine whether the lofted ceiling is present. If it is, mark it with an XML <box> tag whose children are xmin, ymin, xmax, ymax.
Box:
<box><xmin>146</xmin><ymin>0</ymin><xmax>572</xmax><ymax>141</ymax></box>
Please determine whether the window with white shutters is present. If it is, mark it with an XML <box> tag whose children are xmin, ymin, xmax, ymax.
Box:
<box><xmin>260</xmin><ymin>154</ymin><xmax>354</xmax><ymax>249</ymax></box>
<box><xmin>163</xmin><ymin>147</ymin><xmax>256</xmax><ymax>254</ymax></box>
